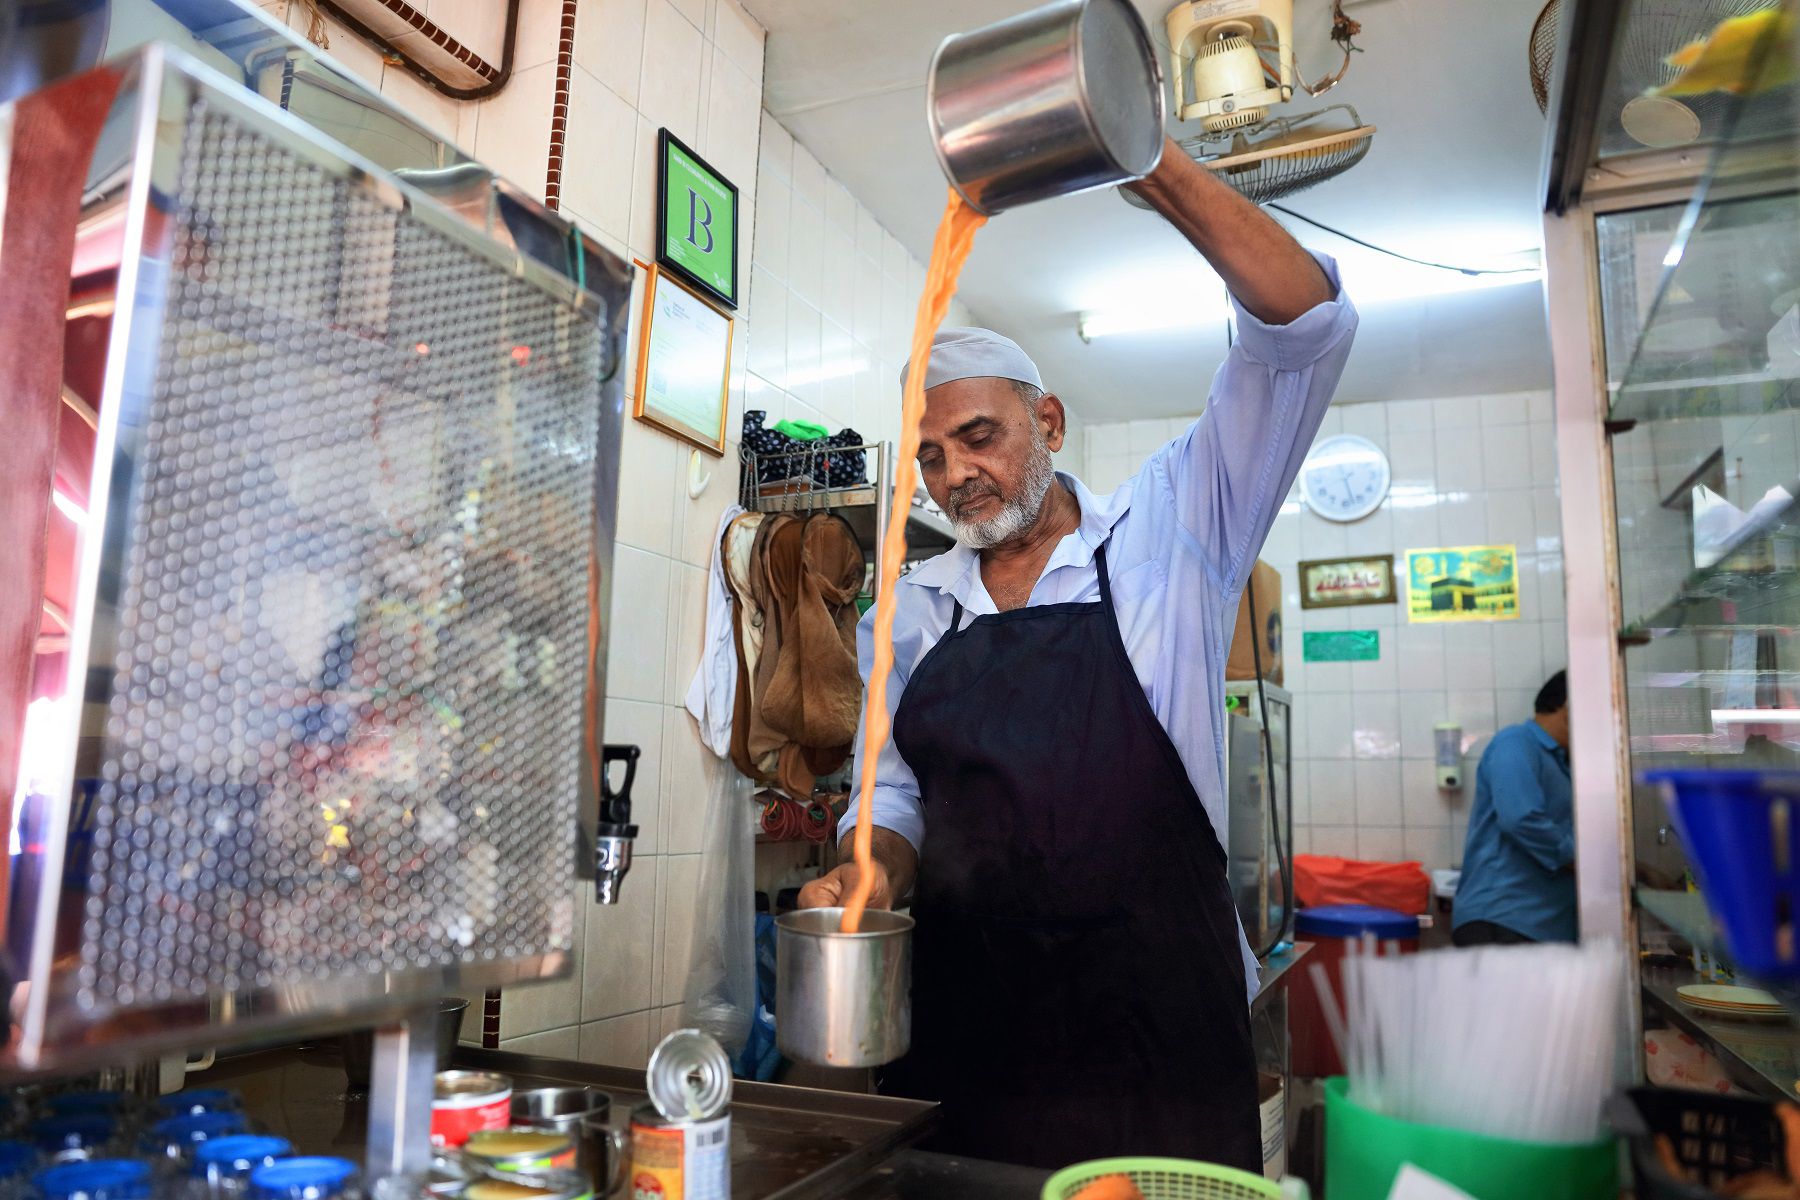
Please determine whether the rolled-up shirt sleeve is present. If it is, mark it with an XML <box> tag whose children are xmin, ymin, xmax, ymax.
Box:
<box><xmin>1151</xmin><ymin>251</ymin><xmax>1358</xmax><ymax>591</ymax></box>
<box><xmin>841</xmin><ymin>604</ymin><xmax>925</xmax><ymax>851</ymax></box>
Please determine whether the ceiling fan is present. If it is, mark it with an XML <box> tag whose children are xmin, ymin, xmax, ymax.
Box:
<box><xmin>1124</xmin><ymin>0</ymin><xmax>1376</xmax><ymax>209</ymax></box>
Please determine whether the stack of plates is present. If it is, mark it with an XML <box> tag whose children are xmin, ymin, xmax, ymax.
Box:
<box><xmin>1677</xmin><ymin>983</ymin><xmax>1787</xmax><ymax>1020</ymax></box>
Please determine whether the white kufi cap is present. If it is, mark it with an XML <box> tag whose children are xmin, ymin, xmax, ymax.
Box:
<box><xmin>899</xmin><ymin>327</ymin><xmax>1043</xmax><ymax>393</ymax></box>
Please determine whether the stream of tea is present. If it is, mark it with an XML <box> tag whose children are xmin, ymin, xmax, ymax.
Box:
<box><xmin>839</xmin><ymin>188</ymin><xmax>987</xmax><ymax>934</ymax></box>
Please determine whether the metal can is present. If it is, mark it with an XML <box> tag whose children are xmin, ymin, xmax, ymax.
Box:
<box><xmin>430</xmin><ymin>1072</ymin><xmax>512</xmax><ymax>1150</ymax></box>
<box><xmin>461</xmin><ymin>1171</ymin><xmax>591</xmax><ymax>1200</ymax></box>
<box><xmin>645</xmin><ymin>1031</ymin><xmax>730</xmax><ymax>1124</ymax></box>
<box><xmin>626</xmin><ymin>1106</ymin><xmax>728</xmax><ymax>1200</ymax></box>
<box><xmin>462</xmin><ymin>1130</ymin><xmax>576</xmax><ymax>1174</ymax></box>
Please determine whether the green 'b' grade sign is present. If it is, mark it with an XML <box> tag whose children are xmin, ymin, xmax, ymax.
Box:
<box><xmin>658</xmin><ymin>129</ymin><xmax>738</xmax><ymax>310</ymax></box>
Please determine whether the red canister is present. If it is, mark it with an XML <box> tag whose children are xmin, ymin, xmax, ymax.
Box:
<box><xmin>431</xmin><ymin>1071</ymin><xmax>512</xmax><ymax>1149</ymax></box>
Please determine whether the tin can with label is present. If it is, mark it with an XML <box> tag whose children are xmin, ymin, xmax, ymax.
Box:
<box><xmin>628</xmin><ymin>1029</ymin><xmax>732</xmax><ymax>1200</ymax></box>
<box><xmin>626</xmin><ymin>1107</ymin><xmax>728</xmax><ymax>1200</ymax></box>
<box><xmin>431</xmin><ymin>1072</ymin><xmax>512</xmax><ymax>1150</ymax></box>
<box><xmin>463</xmin><ymin>1130</ymin><xmax>576</xmax><ymax>1174</ymax></box>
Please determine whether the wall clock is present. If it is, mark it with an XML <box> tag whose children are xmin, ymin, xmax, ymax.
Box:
<box><xmin>1300</xmin><ymin>433</ymin><xmax>1391</xmax><ymax>523</ymax></box>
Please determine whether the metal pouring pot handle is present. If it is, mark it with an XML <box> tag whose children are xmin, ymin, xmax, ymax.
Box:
<box><xmin>927</xmin><ymin>0</ymin><xmax>1166</xmax><ymax>216</ymax></box>
<box><xmin>598</xmin><ymin>1122</ymin><xmax>629</xmax><ymax>1197</ymax></box>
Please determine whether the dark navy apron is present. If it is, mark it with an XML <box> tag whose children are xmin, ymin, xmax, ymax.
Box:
<box><xmin>885</xmin><ymin>542</ymin><xmax>1261</xmax><ymax>1172</ymax></box>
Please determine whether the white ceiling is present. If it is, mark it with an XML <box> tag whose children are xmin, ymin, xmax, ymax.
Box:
<box><xmin>742</xmin><ymin>0</ymin><xmax>1556</xmax><ymax>418</ymax></box>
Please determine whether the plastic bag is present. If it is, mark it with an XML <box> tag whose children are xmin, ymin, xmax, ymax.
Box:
<box><xmin>679</xmin><ymin>749</ymin><xmax>758</xmax><ymax>1055</ymax></box>
<box><xmin>730</xmin><ymin>913</ymin><xmax>780</xmax><ymax>1081</ymax></box>
<box><xmin>1293</xmin><ymin>853</ymin><xmax>1431</xmax><ymax>914</ymax></box>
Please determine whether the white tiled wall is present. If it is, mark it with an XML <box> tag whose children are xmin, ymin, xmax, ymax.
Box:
<box><xmin>1084</xmin><ymin>392</ymin><xmax>1568</xmax><ymax>872</ymax></box>
<box><xmin>746</xmin><ymin>118</ymin><xmax>979</xmax><ymax>450</ymax></box>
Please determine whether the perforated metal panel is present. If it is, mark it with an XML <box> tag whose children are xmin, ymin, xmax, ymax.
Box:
<box><xmin>76</xmin><ymin>95</ymin><xmax>602</xmax><ymax>1014</ymax></box>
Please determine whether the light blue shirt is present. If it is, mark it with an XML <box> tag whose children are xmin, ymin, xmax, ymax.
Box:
<box><xmin>847</xmin><ymin>253</ymin><xmax>1357</xmax><ymax>998</ymax></box>
<box><xmin>1454</xmin><ymin>720</ymin><xmax>1577</xmax><ymax>943</ymax></box>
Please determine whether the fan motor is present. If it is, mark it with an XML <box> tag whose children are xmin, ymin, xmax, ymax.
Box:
<box><xmin>1193</xmin><ymin>35</ymin><xmax>1271</xmax><ymax>133</ymax></box>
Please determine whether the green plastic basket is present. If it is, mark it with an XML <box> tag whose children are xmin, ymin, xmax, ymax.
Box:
<box><xmin>1042</xmin><ymin>1157</ymin><xmax>1281</xmax><ymax>1200</ymax></box>
<box><xmin>1323</xmin><ymin>1077</ymin><xmax>1618</xmax><ymax>1200</ymax></box>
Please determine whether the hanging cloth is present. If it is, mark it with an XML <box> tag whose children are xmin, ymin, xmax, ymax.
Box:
<box><xmin>747</xmin><ymin>513</ymin><xmax>864</xmax><ymax>797</ymax></box>
<box><xmin>685</xmin><ymin>504</ymin><xmax>745</xmax><ymax>757</ymax></box>
<box><xmin>720</xmin><ymin>511</ymin><xmax>770</xmax><ymax>782</ymax></box>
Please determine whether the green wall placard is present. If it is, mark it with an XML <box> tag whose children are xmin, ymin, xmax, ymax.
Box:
<box><xmin>657</xmin><ymin>129</ymin><xmax>738</xmax><ymax>310</ymax></box>
<box><xmin>1303</xmin><ymin>630</ymin><xmax>1381</xmax><ymax>662</ymax></box>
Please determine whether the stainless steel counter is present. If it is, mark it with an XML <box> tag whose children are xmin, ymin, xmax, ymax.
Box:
<box><xmin>1255</xmin><ymin>942</ymin><xmax>1314</xmax><ymax>1013</ymax></box>
<box><xmin>191</xmin><ymin>946</ymin><xmax>1310</xmax><ymax>1200</ymax></box>
<box><xmin>835</xmin><ymin>1150</ymin><xmax>1050</xmax><ymax>1198</ymax></box>
<box><xmin>191</xmin><ymin>1043</ymin><xmax>938</xmax><ymax>1200</ymax></box>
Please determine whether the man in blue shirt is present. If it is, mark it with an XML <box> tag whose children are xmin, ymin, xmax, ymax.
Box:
<box><xmin>1453</xmin><ymin>671</ymin><xmax>1575</xmax><ymax>946</ymax></box>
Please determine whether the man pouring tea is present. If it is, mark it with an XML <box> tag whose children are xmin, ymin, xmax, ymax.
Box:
<box><xmin>798</xmin><ymin>138</ymin><xmax>1357</xmax><ymax>1170</ymax></box>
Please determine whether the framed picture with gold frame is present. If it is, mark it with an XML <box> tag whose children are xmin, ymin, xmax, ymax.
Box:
<box><xmin>1299</xmin><ymin>554</ymin><xmax>1397</xmax><ymax>609</ymax></box>
<box><xmin>633</xmin><ymin>262</ymin><xmax>733</xmax><ymax>455</ymax></box>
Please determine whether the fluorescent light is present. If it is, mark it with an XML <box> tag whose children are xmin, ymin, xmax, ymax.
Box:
<box><xmin>1076</xmin><ymin>245</ymin><xmax>1542</xmax><ymax>340</ymax></box>
<box><xmin>1078</xmin><ymin>298</ymin><xmax>1231</xmax><ymax>341</ymax></box>
<box><xmin>1335</xmin><ymin>257</ymin><xmax>1542</xmax><ymax>306</ymax></box>
<box><xmin>1369</xmin><ymin>268</ymin><xmax>1541</xmax><ymax>302</ymax></box>
<box><xmin>1713</xmin><ymin>708</ymin><xmax>1800</xmax><ymax>724</ymax></box>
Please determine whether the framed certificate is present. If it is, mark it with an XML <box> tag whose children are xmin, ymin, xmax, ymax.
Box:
<box><xmin>633</xmin><ymin>263</ymin><xmax>733</xmax><ymax>455</ymax></box>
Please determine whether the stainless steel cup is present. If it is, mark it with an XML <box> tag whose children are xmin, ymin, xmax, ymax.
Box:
<box><xmin>775</xmin><ymin>907</ymin><xmax>913</xmax><ymax>1067</ymax></box>
<box><xmin>927</xmin><ymin>0</ymin><xmax>1165</xmax><ymax>215</ymax></box>
<box><xmin>510</xmin><ymin>1086</ymin><xmax>627</xmax><ymax>1196</ymax></box>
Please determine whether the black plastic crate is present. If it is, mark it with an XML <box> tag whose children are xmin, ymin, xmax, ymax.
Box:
<box><xmin>1616</xmin><ymin>1087</ymin><xmax>1787</xmax><ymax>1200</ymax></box>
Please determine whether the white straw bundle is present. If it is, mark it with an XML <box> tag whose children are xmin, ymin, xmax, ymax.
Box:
<box><xmin>1310</xmin><ymin>939</ymin><xmax>1621</xmax><ymax>1144</ymax></box>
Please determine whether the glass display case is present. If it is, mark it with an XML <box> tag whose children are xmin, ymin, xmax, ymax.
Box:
<box><xmin>1543</xmin><ymin>0</ymin><xmax>1800</xmax><ymax>1096</ymax></box>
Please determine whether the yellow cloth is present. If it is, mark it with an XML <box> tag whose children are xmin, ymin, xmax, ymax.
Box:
<box><xmin>1657</xmin><ymin>8</ymin><xmax>1795</xmax><ymax>97</ymax></box>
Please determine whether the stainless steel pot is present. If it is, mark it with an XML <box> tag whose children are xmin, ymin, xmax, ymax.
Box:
<box><xmin>927</xmin><ymin>0</ymin><xmax>1165</xmax><ymax>215</ymax></box>
<box><xmin>775</xmin><ymin>907</ymin><xmax>913</xmax><ymax>1067</ymax></box>
<box><xmin>510</xmin><ymin>1087</ymin><xmax>627</xmax><ymax>1195</ymax></box>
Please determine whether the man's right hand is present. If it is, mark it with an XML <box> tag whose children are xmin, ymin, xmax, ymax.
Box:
<box><xmin>797</xmin><ymin>859</ymin><xmax>895</xmax><ymax>910</ymax></box>
<box><xmin>796</xmin><ymin>826</ymin><xmax>919</xmax><ymax>911</ymax></box>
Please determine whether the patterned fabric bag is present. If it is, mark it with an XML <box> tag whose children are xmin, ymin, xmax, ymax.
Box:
<box><xmin>743</xmin><ymin>411</ymin><xmax>867</xmax><ymax>487</ymax></box>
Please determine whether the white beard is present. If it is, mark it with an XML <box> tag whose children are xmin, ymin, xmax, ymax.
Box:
<box><xmin>949</xmin><ymin>439</ymin><xmax>1057</xmax><ymax>550</ymax></box>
